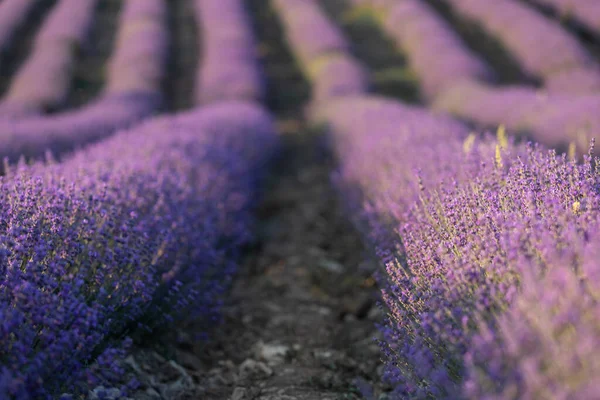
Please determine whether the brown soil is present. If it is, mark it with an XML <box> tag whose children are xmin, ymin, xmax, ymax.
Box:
<box><xmin>109</xmin><ymin>1</ymin><xmax>389</xmax><ymax>399</ymax></box>
<box><xmin>64</xmin><ymin>0</ymin><xmax>121</xmax><ymax>110</ymax></box>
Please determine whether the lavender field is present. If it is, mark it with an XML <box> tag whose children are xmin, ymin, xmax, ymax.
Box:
<box><xmin>0</xmin><ymin>0</ymin><xmax>599</xmax><ymax>399</ymax></box>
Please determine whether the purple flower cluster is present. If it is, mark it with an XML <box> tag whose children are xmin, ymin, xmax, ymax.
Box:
<box><xmin>104</xmin><ymin>0</ymin><xmax>168</xmax><ymax>97</ymax></box>
<box><xmin>0</xmin><ymin>0</ymin><xmax>99</xmax><ymax>117</ymax></box>
<box><xmin>530</xmin><ymin>0</ymin><xmax>600</xmax><ymax>36</ymax></box>
<box><xmin>313</xmin><ymin>95</ymin><xmax>600</xmax><ymax>398</ymax></box>
<box><xmin>0</xmin><ymin>0</ymin><xmax>36</xmax><ymax>53</ymax></box>
<box><xmin>0</xmin><ymin>0</ymin><xmax>170</xmax><ymax>164</ymax></box>
<box><xmin>0</xmin><ymin>92</ymin><xmax>160</xmax><ymax>164</ymax></box>
<box><xmin>444</xmin><ymin>0</ymin><xmax>600</xmax><ymax>93</ymax></box>
<box><xmin>0</xmin><ymin>101</ymin><xmax>278</xmax><ymax>398</ymax></box>
<box><xmin>271</xmin><ymin>0</ymin><xmax>369</xmax><ymax>101</ymax></box>
<box><xmin>352</xmin><ymin>0</ymin><xmax>493</xmax><ymax>100</ymax></box>
<box><xmin>433</xmin><ymin>80</ymin><xmax>600</xmax><ymax>154</ymax></box>
<box><xmin>194</xmin><ymin>0</ymin><xmax>264</xmax><ymax>104</ymax></box>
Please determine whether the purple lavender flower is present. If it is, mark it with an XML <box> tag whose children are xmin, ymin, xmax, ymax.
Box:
<box><xmin>313</xmin><ymin>95</ymin><xmax>600</xmax><ymax>398</ymax></box>
<box><xmin>194</xmin><ymin>0</ymin><xmax>264</xmax><ymax>103</ymax></box>
<box><xmin>433</xmin><ymin>80</ymin><xmax>600</xmax><ymax>154</ymax></box>
<box><xmin>0</xmin><ymin>101</ymin><xmax>278</xmax><ymax>398</ymax></box>
<box><xmin>272</xmin><ymin>0</ymin><xmax>369</xmax><ymax>101</ymax></box>
<box><xmin>0</xmin><ymin>0</ymin><xmax>37</xmax><ymax>53</ymax></box>
<box><xmin>443</xmin><ymin>0</ymin><xmax>600</xmax><ymax>93</ymax></box>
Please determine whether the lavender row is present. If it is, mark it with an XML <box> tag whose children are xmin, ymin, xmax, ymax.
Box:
<box><xmin>433</xmin><ymin>80</ymin><xmax>600</xmax><ymax>154</ymax></box>
<box><xmin>194</xmin><ymin>0</ymin><xmax>264</xmax><ymax>104</ymax></box>
<box><xmin>271</xmin><ymin>0</ymin><xmax>369</xmax><ymax>101</ymax></box>
<box><xmin>0</xmin><ymin>101</ymin><xmax>278</xmax><ymax>399</ymax></box>
<box><xmin>529</xmin><ymin>0</ymin><xmax>600</xmax><ymax>36</ymax></box>
<box><xmin>0</xmin><ymin>0</ymin><xmax>99</xmax><ymax>117</ymax></box>
<box><xmin>444</xmin><ymin>0</ymin><xmax>600</xmax><ymax>93</ymax></box>
<box><xmin>104</xmin><ymin>0</ymin><xmax>168</xmax><ymax>97</ymax></box>
<box><xmin>312</xmin><ymin>95</ymin><xmax>600</xmax><ymax>398</ymax></box>
<box><xmin>350</xmin><ymin>0</ymin><xmax>493</xmax><ymax>100</ymax></box>
<box><xmin>0</xmin><ymin>0</ymin><xmax>170</xmax><ymax>163</ymax></box>
<box><xmin>0</xmin><ymin>0</ymin><xmax>36</xmax><ymax>53</ymax></box>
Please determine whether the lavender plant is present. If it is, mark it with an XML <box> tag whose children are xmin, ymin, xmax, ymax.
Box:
<box><xmin>433</xmin><ymin>80</ymin><xmax>600</xmax><ymax>155</ymax></box>
<box><xmin>271</xmin><ymin>0</ymin><xmax>369</xmax><ymax>101</ymax></box>
<box><xmin>350</xmin><ymin>0</ymin><xmax>494</xmax><ymax>100</ymax></box>
<box><xmin>528</xmin><ymin>0</ymin><xmax>600</xmax><ymax>37</ymax></box>
<box><xmin>313</xmin><ymin>95</ymin><xmax>600</xmax><ymax>398</ymax></box>
<box><xmin>104</xmin><ymin>0</ymin><xmax>168</xmax><ymax>98</ymax></box>
<box><xmin>0</xmin><ymin>101</ymin><xmax>278</xmax><ymax>398</ymax></box>
<box><xmin>443</xmin><ymin>0</ymin><xmax>600</xmax><ymax>93</ymax></box>
<box><xmin>0</xmin><ymin>0</ymin><xmax>99</xmax><ymax>116</ymax></box>
<box><xmin>194</xmin><ymin>0</ymin><xmax>264</xmax><ymax>104</ymax></box>
<box><xmin>0</xmin><ymin>0</ymin><xmax>37</xmax><ymax>53</ymax></box>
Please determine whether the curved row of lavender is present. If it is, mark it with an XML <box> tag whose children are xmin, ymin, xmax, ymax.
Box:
<box><xmin>312</xmin><ymin>95</ymin><xmax>600</xmax><ymax>399</ymax></box>
<box><xmin>529</xmin><ymin>0</ymin><xmax>600</xmax><ymax>36</ymax></box>
<box><xmin>0</xmin><ymin>0</ymin><xmax>168</xmax><ymax>164</ymax></box>
<box><xmin>443</xmin><ymin>0</ymin><xmax>600</xmax><ymax>94</ymax></box>
<box><xmin>434</xmin><ymin>80</ymin><xmax>600</xmax><ymax>155</ymax></box>
<box><xmin>104</xmin><ymin>0</ymin><xmax>168</xmax><ymax>97</ymax></box>
<box><xmin>0</xmin><ymin>0</ymin><xmax>99</xmax><ymax>117</ymax></box>
<box><xmin>0</xmin><ymin>101</ymin><xmax>279</xmax><ymax>399</ymax></box>
<box><xmin>350</xmin><ymin>0</ymin><xmax>493</xmax><ymax>100</ymax></box>
<box><xmin>0</xmin><ymin>0</ymin><xmax>37</xmax><ymax>53</ymax></box>
<box><xmin>194</xmin><ymin>0</ymin><xmax>264</xmax><ymax>104</ymax></box>
<box><xmin>271</xmin><ymin>0</ymin><xmax>369</xmax><ymax>101</ymax></box>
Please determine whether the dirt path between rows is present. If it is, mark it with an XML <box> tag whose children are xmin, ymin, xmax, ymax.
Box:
<box><xmin>103</xmin><ymin>1</ymin><xmax>389</xmax><ymax>400</ymax></box>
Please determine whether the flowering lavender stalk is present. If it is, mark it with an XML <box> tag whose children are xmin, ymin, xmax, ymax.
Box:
<box><xmin>433</xmin><ymin>80</ymin><xmax>600</xmax><ymax>154</ymax></box>
<box><xmin>443</xmin><ymin>0</ymin><xmax>600</xmax><ymax>93</ymax></box>
<box><xmin>350</xmin><ymin>0</ymin><xmax>493</xmax><ymax>100</ymax></box>
<box><xmin>529</xmin><ymin>0</ymin><xmax>600</xmax><ymax>37</ymax></box>
<box><xmin>0</xmin><ymin>0</ymin><xmax>99</xmax><ymax>117</ymax></box>
<box><xmin>0</xmin><ymin>101</ymin><xmax>278</xmax><ymax>398</ymax></box>
<box><xmin>312</xmin><ymin>95</ymin><xmax>600</xmax><ymax>398</ymax></box>
<box><xmin>0</xmin><ymin>0</ymin><xmax>37</xmax><ymax>53</ymax></box>
<box><xmin>104</xmin><ymin>0</ymin><xmax>168</xmax><ymax>97</ymax></box>
<box><xmin>194</xmin><ymin>0</ymin><xmax>264</xmax><ymax>104</ymax></box>
<box><xmin>271</xmin><ymin>0</ymin><xmax>369</xmax><ymax>101</ymax></box>
<box><xmin>0</xmin><ymin>92</ymin><xmax>160</xmax><ymax>164</ymax></box>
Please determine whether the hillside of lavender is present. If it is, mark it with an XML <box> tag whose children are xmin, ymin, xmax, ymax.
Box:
<box><xmin>0</xmin><ymin>0</ymin><xmax>599</xmax><ymax>399</ymax></box>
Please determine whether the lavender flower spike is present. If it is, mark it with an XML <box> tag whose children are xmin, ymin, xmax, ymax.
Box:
<box><xmin>0</xmin><ymin>0</ymin><xmax>99</xmax><ymax>117</ymax></box>
<box><xmin>194</xmin><ymin>0</ymin><xmax>264</xmax><ymax>104</ymax></box>
<box><xmin>0</xmin><ymin>101</ymin><xmax>278</xmax><ymax>398</ymax></box>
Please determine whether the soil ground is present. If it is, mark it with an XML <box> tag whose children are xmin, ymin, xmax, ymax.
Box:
<box><xmin>109</xmin><ymin>1</ymin><xmax>389</xmax><ymax>399</ymax></box>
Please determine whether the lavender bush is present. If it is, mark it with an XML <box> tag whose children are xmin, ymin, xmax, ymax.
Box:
<box><xmin>194</xmin><ymin>0</ymin><xmax>264</xmax><ymax>104</ymax></box>
<box><xmin>443</xmin><ymin>0</ymin><xmax>600</xmax><ymax>93</ymax></box>
<box><xmin>350</xmin><ymin>0</ymin><xmax>493</xmax><ymax>100</ymax></box>
<box><xmin>529</xmin><ymin>0</ymin><xmax>600</xmax><ymax>36</ymax></box>
<box><xmin>271</xmin><ymin>0</ymin><xmax>369</xmax><ymax>101</ymax></box>
<box><xmin>0</xmin><ymin>92</ymin><xmax>160</xmax><ymax>164</ymax></box>
<box><xmin>0</xmin><ymin>0</ymin><xmax>37</xmax><ymax>53</ymax></box>
<box><xmin>433</xmin><ymin>80</ymin><xmax>600</xmax><ymax>154</ymax></box>
<box><xmin>312</xmin><ymin>95</ymin><xmax>600</xmax><ymax>398</ymax></box>
<box><xmin>0</xmin><ymin>101</ymin><xmax>278</xmax><ymax>398</ymax></box>
<box><xmin>0</xmin><ymin>0</ymin><xmax>99</xmax><ymax>116</ymax></box>
<box><xmin>104</xmin><ymin>0</ymin><xmax>168</xmax><ymax>97</ymax></box>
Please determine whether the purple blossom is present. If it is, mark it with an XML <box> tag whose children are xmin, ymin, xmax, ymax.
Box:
<box><xmin>354</xmin><ymin>0</ymin><xmax>494</xmax><ymax>100</ymax></box>
<box><xmin>194</xmin><ymin>0</ymin><xmax>264</xmax><ymax>103</ymax></box>
<box><xmin>529</xmin><ymin>0</ymin><xmax>600</xmax><ymax>37</ymax></box>
<box><xmin>104</xmin><ymin>0</ymin><xmax>168</xmax><ymax>97</ymax></box>
<box><xmin>272</xmin><ymin>0</ymin><xmax>369</xmax><ymax>100</ymax></box>
<box><xmin>313</xmin><ymin>95</ymin><xmax>600</xmax><ymax>398</ymax></box>
<box><xmin>0</xmin><ymin>0</ymin><xmax>99</xmax><ymax>116</ymax></box>
<box><xmin>443</xmin><ymin>0</ymin><xmax>600</xmax><ymax>93</ymax></box>
<box><xmin>0</xmin><ymin>0</ymin><xmax>37</xmax><ymax>53</ymax></box>
<box><xmin>0</xmin><ymin>101</ymin><xmax>278</xmax><ymax>398</ymax></box>
<box><xmin>433</xmin><ymin>80</ymin><xmax>600</xmax><ymax>154</ymax></box>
